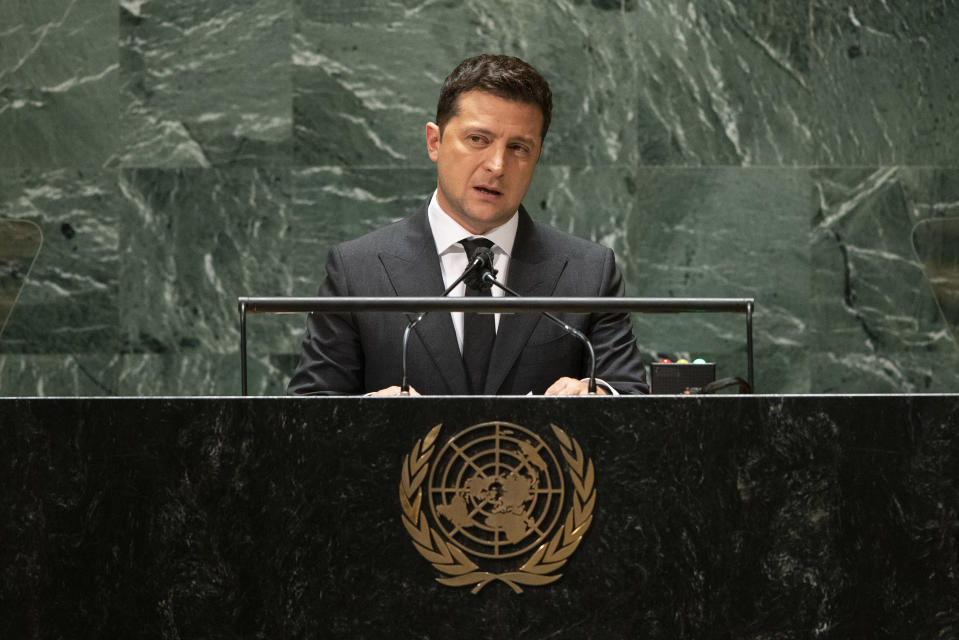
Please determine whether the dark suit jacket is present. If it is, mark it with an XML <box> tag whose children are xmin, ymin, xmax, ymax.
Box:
<box><xmin>287</xmin><ymin>202</ymin><xmax>648</xmax><ymax>395</ymax></box>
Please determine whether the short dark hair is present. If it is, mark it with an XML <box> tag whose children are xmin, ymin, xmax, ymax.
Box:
<box><xmin>436</xmin><ymin>54</ymin><xmax>553</xmax><ymax>141</ymax></box>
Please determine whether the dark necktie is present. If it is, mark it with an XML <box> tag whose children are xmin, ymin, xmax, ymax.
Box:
<box><xmin>459</xmin><ymin>238</ymin><xmax>495</xmax><ymax>394</ymax></box>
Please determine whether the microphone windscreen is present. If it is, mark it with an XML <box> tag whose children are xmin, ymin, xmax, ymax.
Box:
<box><xmin>464</xmin><ymin>247</ymin><xmax>496</xmax><ymax>291</ymax></box>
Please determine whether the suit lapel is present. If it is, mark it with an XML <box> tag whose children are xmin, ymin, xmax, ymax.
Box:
<box><xmin>484</xmin><ymin>208</ymin><xmax>568</xmax><ymax>394</ymax></box>
<box><xmin>378</xmin><ymin>206</ymin><xmax>470</xmax><ymax>394</ymax></box>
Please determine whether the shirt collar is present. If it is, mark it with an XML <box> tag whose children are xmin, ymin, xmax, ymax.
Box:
<box><xmin>427</xmin><ymin>190</ymin><xmax>518</xmax><ymax>257</ymax></box>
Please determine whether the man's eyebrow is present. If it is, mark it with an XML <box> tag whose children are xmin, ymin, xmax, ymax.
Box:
<box><xmin>508</xmin><ymin>134</ymin><xmax>538</xmax><ymax>146</ymax></box>
<box><xmin>463</xmin><ymin>126</ymin><xmax>537</xmax><ymax>146</ymax></box>
<box><xmin>462</xmin><ymin>126</ymin><xmax>495</xmax><ymax>137</ymax></box>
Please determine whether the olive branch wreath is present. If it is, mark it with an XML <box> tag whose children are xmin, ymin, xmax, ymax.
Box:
<box><xmin>399</xmin><ymin>423</ymin><xmax>595</xmax><ymax>594</ymax></box>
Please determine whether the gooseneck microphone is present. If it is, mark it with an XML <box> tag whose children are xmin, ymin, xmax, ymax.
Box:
<box><xmin>465</xmin><ymin>246</ymin><xmax>599</xmax><ymax>395</ymax></box>
<box><xmin>462</xmin><ymin>246</ymin><xmax>496</xmax><ymax>293</ymax></box>
<box><xmin>399</xmin><ymin>249</ymin><xmax>498</xmax><ymax>395</ymax></box>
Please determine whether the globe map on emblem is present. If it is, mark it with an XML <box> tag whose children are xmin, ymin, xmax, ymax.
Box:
<box><xmin>428</xmin><ymin>422</ymin><xmax>565</xmax><ymax>559</ymax></box>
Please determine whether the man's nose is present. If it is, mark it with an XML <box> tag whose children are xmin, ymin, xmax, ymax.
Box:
<box><xmin>484</xmin><ymin>145</ymin><xmax>506</xmax><ymax>174</ymax></box>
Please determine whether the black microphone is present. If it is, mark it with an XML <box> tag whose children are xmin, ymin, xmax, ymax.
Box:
<box><xmin>464</xmin><ymin>252</ymin><xmax>599</xmax><ymax>395</ymax></box>
<box><xmin>399</xmin><ymin>249</ymin><xmax>494</xmax><ymax>395</ymax></box>
<box><xmin>462</xmin><ymin>246</ymin><xmax>497</xmax><ymax>292</ymax></box>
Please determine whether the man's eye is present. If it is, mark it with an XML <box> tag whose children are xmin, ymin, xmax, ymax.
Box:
<box><xmin>469</xmin><ymin>135</ymin><xmax>485</xmax><ymax>144</ymax></box>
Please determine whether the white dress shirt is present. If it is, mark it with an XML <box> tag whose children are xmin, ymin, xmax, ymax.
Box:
<box><xmin>427</xmin><ymin>191</ymin><xmax>518</xmax><ymax>353</ymax></box>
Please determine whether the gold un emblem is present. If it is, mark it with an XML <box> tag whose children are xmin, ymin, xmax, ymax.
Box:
<box><xmin>399</xmin><ymin>421</ymin><xmax>596</xmax><ymax>594</ymax></box>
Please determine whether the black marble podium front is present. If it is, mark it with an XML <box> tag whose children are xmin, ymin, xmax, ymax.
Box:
<box><xmin>2</xmin><ymin>395</ymin><xmax>958</xmax><ymax>638</ymax></box>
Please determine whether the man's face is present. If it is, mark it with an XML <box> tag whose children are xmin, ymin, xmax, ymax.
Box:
<box><xmin>426</xmin><ymin>90</ymin><xmax>543</xmax><ymax>235</ymax></box>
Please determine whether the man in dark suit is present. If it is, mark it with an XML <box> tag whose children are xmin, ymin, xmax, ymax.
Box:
<box><xmin>289</xmin><ymin>54</ymin><xmax>647</xmax><ymax>396</ymax></box>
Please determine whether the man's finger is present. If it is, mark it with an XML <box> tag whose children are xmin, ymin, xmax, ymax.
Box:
<box><xmin>369</xmin><ymin>385</ymin><xmax>420</xmax><ymax>396</ymax></box>
<box><xmin>567</xmin><ymin>380</ymin><xmax>590</xmax><ymax>396</ymax></box>
<box><xmin>369</xmin><ymin>386</ymin><xmax>400</xmax><ymax>396</ymax></box>
<box><xmin>545</xmin><ymin>377</ymin><xmax>578</xmax><ymax>396</ymax></box>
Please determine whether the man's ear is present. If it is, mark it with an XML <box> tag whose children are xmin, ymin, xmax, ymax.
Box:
<box><xmin>425</xmin><ymin>122</ymin><xmax>441</xmax><ymax>162</ymax></box>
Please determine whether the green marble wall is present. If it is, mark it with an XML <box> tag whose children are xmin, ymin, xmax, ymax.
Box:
<box><xmin>1</xmin><ymin>0</ymin><xmax>957</xmax><ymax>396</ymax></box>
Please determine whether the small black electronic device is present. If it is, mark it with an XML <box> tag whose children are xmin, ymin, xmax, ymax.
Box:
<box><xmin>650</xmin><ymin>362</ymin><xmax>716</xmax><ymax>394</ymax></box>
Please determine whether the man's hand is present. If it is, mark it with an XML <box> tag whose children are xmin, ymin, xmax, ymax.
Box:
<box><xmin>544</xmin><ymin>377</ymin><xmax>608</xmax><ymax>396</ymax></box>
<box><xmin>369</xmin><ymin>385</ymin><xmax>420</xmax><ymax>397</ymax></box>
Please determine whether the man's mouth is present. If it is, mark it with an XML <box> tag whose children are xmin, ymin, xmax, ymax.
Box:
<box><xmin>474</xmin><ymin>186</ymin><xmax>502</xmax><ymax>196</ymax></box>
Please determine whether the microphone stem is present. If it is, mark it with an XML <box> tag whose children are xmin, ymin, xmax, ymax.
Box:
<box><xmin>400</xmin><ymin>318</ymin><xmax>418</xmax><ymax>395</ymax></box>
<box><xmin>400</xmin><ymin>256</ymin><xmax>487</xmax><ymax>395</ymax></box>
<box><xmin>485</xmin><ymin>276</ymin><xmax>598</xmax><ymax>395</ymax></box>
